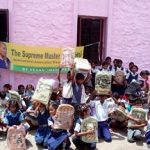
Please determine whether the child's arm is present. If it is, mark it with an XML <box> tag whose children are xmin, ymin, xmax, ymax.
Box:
<box><xmin>57</xmin><ymin>67</ymin><xmax>61</xmax><ymax>87</ymax></box>
<box><xmin>74</xmin><ymin>129</ymin><xmax>94</xmax><ymax>137</ymax></box>
<box><xmin>127</xmin><ymin>114</ymin><xmax>141</xmax><ymax>123</ymax></box>
<box><xmin>128</xmin><ymin>123</ymin><xmax>147</xmax><ymax>129</ymax></box>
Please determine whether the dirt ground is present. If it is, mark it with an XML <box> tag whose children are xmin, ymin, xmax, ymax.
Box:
<box><xmin>0</xmin><ymin>130</ymin><xmax>149</xmax><ymax>150</ymax></box>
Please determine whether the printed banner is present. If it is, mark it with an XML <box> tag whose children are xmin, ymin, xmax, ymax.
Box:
<box><xmin>0</xmin><ymin>41</ymin><xmax>84</xmax><ymax>73</ymax></box>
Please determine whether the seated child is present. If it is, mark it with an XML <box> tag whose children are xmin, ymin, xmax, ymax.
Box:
<box><xmin>72</xmin><ymin>104</ymin><xmax>97</xmax><ymax>150</ymax></box>
<box><xmin>127</xmin><ymin>100</ymin><xmax>147</xmax><ymax>142</ymax></box>
<box><xmin>34</xmin><ymin>102</ymin><xmax>50</xmax><ymax>147</ymax></box>
<box><xmin>25</xmin><ymin>100</ymin><xmax>39</xmax><ymax>128</ymax></box>
<box><xmin>47</xmin><ymin>102</ymin><xmax>71</xmax><ymax>150</ymax></box>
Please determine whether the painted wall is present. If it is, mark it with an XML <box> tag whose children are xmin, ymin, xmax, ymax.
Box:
<box><xmin>0</xmin><ymin>0</ymin><xmax>150</xmax><ymax>90</ymax></box>
<box><xmin>110</xmin><ymin>0</ymin><xmax>150</xmax><ymax>70</ymax></box>
<box><xmin>0</xmin><ymin>0</ymin><xmax>109</xmax><ymax>90</ymax></box>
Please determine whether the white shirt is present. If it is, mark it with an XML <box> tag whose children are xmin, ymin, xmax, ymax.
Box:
<box><xmin>74</xmin><ymin>118</ymin><xmax>83</xmax><ymax>132</ymax></box>
<box><xmin>61</xmin><ymin>80</ymin><xmax>73</xmax><ymax>99</ymax></box>
<box><xmin>89</xmin><ymin>100</ymin><xmax>110</xmax><ymax>122</ymax></box>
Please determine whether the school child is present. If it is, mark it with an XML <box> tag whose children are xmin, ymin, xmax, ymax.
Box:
<box><xmin>47</xmin><ymin>102</ymin><xmax>71</xmax><ymax>150</ymax></box>
<box><xmin>99</xmin><ymin>61</ymin><xmax>109</xmax><ymax>72</ymax></box>
<box><xmin>126</xmin><ymin>65</ymin><xmax>139</xmax><ymax>85</ymax></box>
<box><xmin>3</xmin><ymin>100</ymin><xmax>24</xmax><ymax>129</ymax></box>
<box><xmin>105</xmin><ymin>56</ymin><xmax>113</xmax><ymax>72</ymax></box>
<box><xmin>72</xmin><ymin>104</ymin><xmax>97</xmax><ymax>150</ymax></box>
<box><xmin>111</xmin><ymin>59</ymin><xmax>127</xmax><ymax>96</ymax></box>
<box><xmin>87</xmin><ymin>94</ymin><xmax>112</xmax><ymax>142</ymax></box>
<box><xmin>127</xmin><ymin>99</ymin><xmax>147</xmax><ymax>143</ymax></box>
<box><xmin>34</xmin><ymin>102</ymin><xmax>50</xmax><ymax>147</ymax></box>
<box><xmin>25</xmin><ymin>100</ymin><xmax>39</xmax><ymax>128</ymax></box>
<box><xmin>126</xmin><ymin>62</ymin><xmax>134</xmax><ymax>74</ymax></box>
<box><xmin>140</xmin><ymin>70</ymin><xmax>150</xmax><ymax>105</ymax></box>
<box><xmin>57</xmin><ymin>67</ymin><xmax>73</xmax><ymax>104</ymax></box>
<box><xmin>3</xmin><ymin>84</ymin><xmax>12</xmax><ymax>98</ymax></box>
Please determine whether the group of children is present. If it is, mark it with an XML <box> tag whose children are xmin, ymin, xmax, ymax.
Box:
<box><xmin>0</xmin><ymin>56</ymin><xmax>150</xmax><ymax>150</ymax></box>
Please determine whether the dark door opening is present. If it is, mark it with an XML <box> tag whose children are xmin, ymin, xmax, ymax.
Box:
<box><xmin>0</xmin><ymin>9</ymin><xmax>9</xmax><ymax>42</ymax></box>
<box><xmin>77</xmin><ymin>16</ymin><xmax>105</xmax><ymax>65</ymax></box>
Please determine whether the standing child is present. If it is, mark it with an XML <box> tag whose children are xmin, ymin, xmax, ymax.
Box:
<box><xmin>57</xmin><ymin>67</ymin><xmax>73</xmax><ymax>104</ymax></box>
<box><xmin>34</xmin><ymin>102</ymin><xmax>50</xmax><ymax>147</ymax></box>
<box><xmin>72</xmin><ymin>104</ymin><xmax>97</xmax><ymax>150</ymax></box>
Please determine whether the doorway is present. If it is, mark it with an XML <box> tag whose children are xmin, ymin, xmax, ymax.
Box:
<box><xmin>77</xmin><ymin>16</ymin><xmax>106</xmax><ymax>65</ymax></box>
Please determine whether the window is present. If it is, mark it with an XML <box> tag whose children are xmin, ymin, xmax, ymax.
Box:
<box><xmin>0</xmin><ymin>9</ymin><xmax>9</xmax><ymax>42</ymax></box>
<box><xmin>77</xmin><ymin>16</ymin><xmax>106</xmax><ymax>65</ymax></box>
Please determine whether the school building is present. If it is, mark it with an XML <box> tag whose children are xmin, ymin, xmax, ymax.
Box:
<box><xmin>0</xmin><ymin>0</ymin><xmax>150</xmax><ymax>89</ymax></box>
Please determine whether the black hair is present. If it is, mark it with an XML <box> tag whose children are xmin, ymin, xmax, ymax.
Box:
<box><xmin>129</xmin><ymin>62</ymin><xmax>134</xmax><ymax>66</ymax></box>
<box><xmin>130</xmin><ymin>65</ymin><xmax>138</xmax><ymax>71</ymax></box>
<box><xmin>18</xmin><ymin>84</ymin><xmax>25</xmax><ymax>90</ymax></box>
<box><xmin>49</xmin><ymin>101</ymin><xmax>59</xmax><ymax>110</ymax></box>
<box><xmin>105</xmin><ymin>56</ymin><xmax>111</xmax><ymax>61</ymax></box>
<box><xmin>102</xmin><ymin>61</ymin><xmax>108</xmax><ymax>66</ymax></box>
<box><xmin>116</xmin><ymin>59</ymin><xmax>123</xmax><ymax>64</ymax></box>
<box><xmin>75</xmin><ymin>73</ymin><xmax>85</xmax><ymax>80</ymax></box>
<box><xmin>112</xmin><ymin>92</ymin><xmax>120</xmax><ymax>99</ymax></box>
<box><xmin>3</xmin><ymin>84</ymin><xmax>12</xmax><ymax>90</ymax></box>
<box><xmin>140</xmin><ymin>70</ymin><xmax>150</xmax><ymax>76</ymax></box>
<box><xmin>0</xmin><ymin>91</ymin><xmax>6</xmax><ymax>99</ymax></box>
<box><xmin>8</xmin><ymin>100</ymin><xmax>20</xmax><ymax>112</ymax></box>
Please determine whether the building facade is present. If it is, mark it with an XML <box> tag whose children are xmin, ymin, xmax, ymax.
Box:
<box><xmin>0</xmin><ymin>0</ymin><xmax>150</xmax><ymax>89</ymax></box>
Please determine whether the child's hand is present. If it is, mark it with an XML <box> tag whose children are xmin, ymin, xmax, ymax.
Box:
<box><xmin>86</xmin><ymin>129</ymin><xmax>94</xmax><ymax>134</ymax></box>
<box><xmin>135</xmin><ymin>118</ymin><xmax>141</xmax><ymax>124</ymax></box>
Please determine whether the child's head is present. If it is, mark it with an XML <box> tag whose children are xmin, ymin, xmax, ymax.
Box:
<box><xmin>49</xmin><ymin>102</ymin><xmax>58</xmax><ymax>116</ymax></box>
<box><xmin>91</xmin><ymin>62</ymin><xmax>96</xmax><ymax>69</ymax></box>
<box><xmin>98</xmin><ymin>95</ymin><xmax>109</xmax><ymax>103</ymax></box>
<box><xmin>25</xmin><ymin>84</ymin><xmax>34</xmax><ymax>91</ymax></box>
<box><xmin>102</xmin><ymin>61</ymin><xmax>108</xmax><ymax>70</ymax></box>
<box><xmin>38</xmin><ymin>103</ymin><xmax>47</xmax><ymax>112</ymax></box>
<box><xmin>116</xmin><ymin>59</ymin><xmax>123</xmax><ymax>68</ymax></box>
<box><xmin>3</xmin><ymin>84</ymin><xmax>12</xmax><ymax>92</ymax></box>
<box><xmin>105</xmin><ymin>56</ymin><xmax>111</xmax><ymax>65</ymax></box>
<box><xmin>113</xmin><ymin>59</ymin><xmax>118</xmax><ymax>67</ymax></box>
<box><xmin>140</xmin><ymin>70</ymin><xmax>150</xmax><ymax>80</ymax></box>
<box><xmin>75</xmin><ymin>73</ymin><xmax>85</xmax><ymax>84</ymax></box>
<box><xmin>129</xmin><ymin>62</ymin><xmax>134</xmax><ymax>70</ymax></box>
<box><xmin>8</xmin><ymin>100</ymin><xmax>20</xmax><ymax>113</ymax></box>
<box><xmin>130</xmin><ymin>65</ymin><xmax>138</xmax><ymax>73</ymax></box>
<box><xmin>18</xmin><ymin>84</ymin><xmax>25</xmax><ymax>95</ymax></box>
<box><xmin>112</xmin><ymin>92</ymin><xmax>120</xmax><ymax>100</ymax></box>
<box><xmin>85</xmin><ymin>86</ymin><xmax>91</xmax><ymax>95</ymax></box>
<box><xmin>78</xmin><ymin>104</ymin><xmax>91</xmax><ymax>119</ymax></box>
<box><xmin>31</xmin><ymin>100</ymin><xmax>38</xmax><ymax>109</ymax></box>
<box><xmin>0</xmin><ymin>91</ymin><xmax>6</xmax><ymax>100</ymax></box>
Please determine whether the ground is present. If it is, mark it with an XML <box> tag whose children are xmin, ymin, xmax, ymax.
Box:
<box><xmin>0</xmin><ymin>130</ymin><xmax>149</xmax><ymax>150</ymax></box>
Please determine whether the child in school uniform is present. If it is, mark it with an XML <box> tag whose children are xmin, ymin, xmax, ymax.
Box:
<box><xmin>34</xmin><ymin>102</ymin><xmax>50</xmax><ymax>147</ymax></box>
<box><xmin>47</xmin><ymin>102</ymin><xmax>71</xmax><ymax>150</ymax></box>
<box><xmin>57</xmin><ymin>67</ymin><xmax>73</xmax><ymax>104</ymax></box>
<box><xmin>87</xmin><ymin>94</ymin><xmax>112</xmax><ymax>142</ymax></box>
<box><xmin>145</xmin><ymin>118</ymin><xmax>150</xmax><ymax>147</ymax></box>
<box><xmin>126</xmin><ymin>65</ymin><xmax>139</xmax><ymax>85</ymax></box>
<box><xmin>72</xmin><ymin>104</ymin><xmax>97</xmax><ymax>150</ymax></box>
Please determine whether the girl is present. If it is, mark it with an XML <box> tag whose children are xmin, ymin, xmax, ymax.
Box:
<box><xmin>126</xmin><ymin>65</ymin><xmax>139</xmax><ymax>85</ymax></box>
<box><xmin>47</xmin><ymin>102</ymin><xmax>71</xmax><ymax>150</ymax></box>
<box><xmin>72</xmin><ymin>104</ymin><xmax>97</xmax><ymax>150</ymax></box>
<box><xmin>34</xmin><ymin>102</ymin><xmax>50</xmax><ymax>147</ymax></box>
<box><xmin>3</xmin><ymin>100</ymin><xmax>24</xmax><ymax>129</ymax></box>
<box><xmin>140</xmin><ymin>70</ymin><xmax>150</xmax><ymax>105</ymax></box>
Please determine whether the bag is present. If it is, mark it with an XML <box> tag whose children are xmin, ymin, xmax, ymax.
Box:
<box><xmin>74</xmin><ymin>58</ymin><xmax>91</xmax><ymax>72</ymax></box>
<box><xmin>95</xmin><ymin>71</ymin><xmax>112</xmax><ymax>95</ymax></box>
<box><xmin>32</xmin><ymin>78</ymin><xmax>55</xmax><ymax>105</ymax></box>
<box><xmin>53</xmin><ymin>104</ymin><xmax>74</xmax><ymax>130</ymax></box>
<box><xmin>60</xmin><ymin>47</ymin><xmax>75</xmax><ymax>67</ymax></box>
<box><xmin>7</xmin><ymin>125</ymin><xmax>26</xmax><ymax>150</ymax></box>
<box><xmin>113</xmin><ymin>70</ymin><xmax>125</xmax><ymax>85</ymax></box>
<box><xmin>81</xmin><ymin>117</ymin><xmax>98</xmax><ymax>143</ymax></box>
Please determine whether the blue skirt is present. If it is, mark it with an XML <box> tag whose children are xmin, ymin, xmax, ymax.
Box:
<box><xmin>47</xmin><ymin>129</ymin><xmax>68</xmax><ymax>150</ymax></box>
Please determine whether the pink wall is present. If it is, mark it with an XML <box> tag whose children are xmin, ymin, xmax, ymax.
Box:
<box><xmin>0</xmin><ymin>0</ymin><xmax>109</xmax><ymax>90</ymax></box>
<box><xmin>109</xmin><ymin>0</ymin><xmax>150</xmax><ymax>70</ymax></box>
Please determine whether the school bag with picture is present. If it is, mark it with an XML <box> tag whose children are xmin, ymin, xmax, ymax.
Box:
<box><xmin>32</xmin><ymin>78</ymin><xmax>55</xmax><ymax>105</ymax></box>
<box><xmin>81</xmin><ymin>116</ymin><xmax>98</xmax><ymax>143</ymax></box>
<box><xmin>53</xmin><ymin>104</ymin><xmax>74</xmax><ymax>130</ymax></box>
<box><xmin>60</xmin><ymin>47</ymin><xmax>75</xmax><ymax>68</ymax></box>
<box><xmin>95</xmin><ymin>71</ymin><xmax>112</xmax><ymax>95</ymax></box>
<box><xmin>7</xmin><ymin>125</ymin><xmax>26</xmax><ymax>150</ymax></box>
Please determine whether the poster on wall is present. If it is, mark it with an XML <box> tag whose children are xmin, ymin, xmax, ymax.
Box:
<box><xmin>0</xmin><ymin>41</ymin><xmax>84</xmax><ymax>73</ymax></box>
